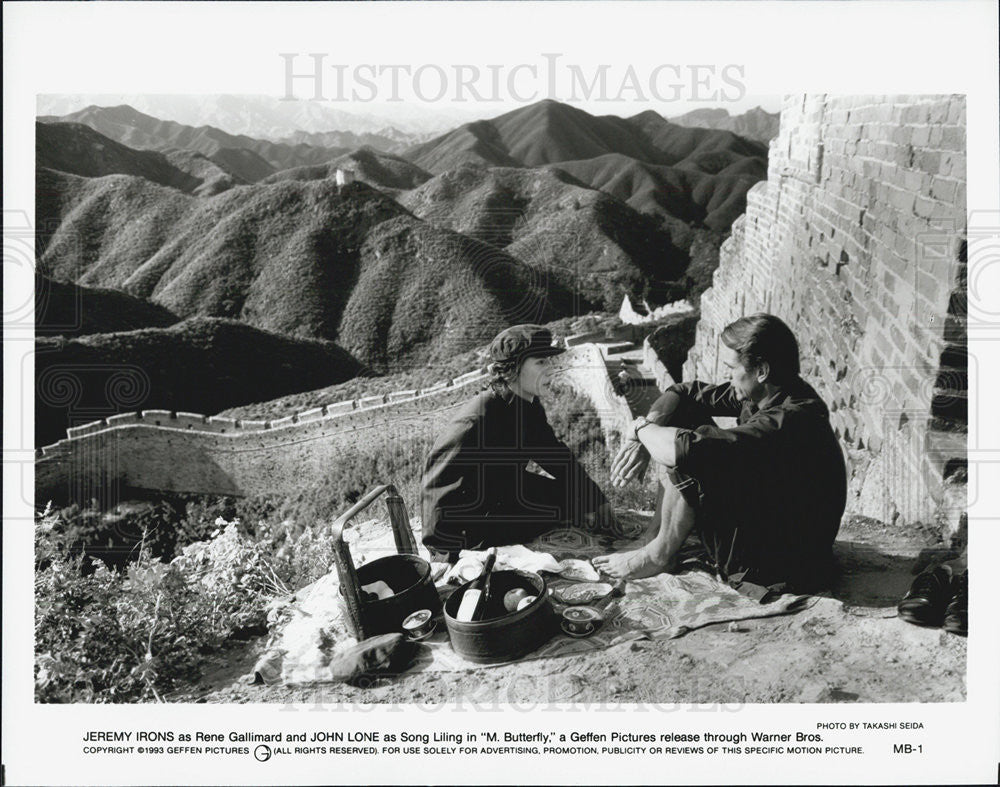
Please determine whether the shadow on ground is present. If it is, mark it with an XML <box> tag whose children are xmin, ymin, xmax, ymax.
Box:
<box><xmin>827</xmin><ymin>514</ymin><xmax>958</xmax><ymax>610</ymax></box>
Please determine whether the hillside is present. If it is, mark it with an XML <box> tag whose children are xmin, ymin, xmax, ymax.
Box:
<box><xmin>626</xmin><ymin>109</ymin><xmax>768</xmax><ymax>161</ymax></box>
<box><xmin>36</xmin><ymin>274</ymin><xmax>180</xmax><ymax>337</ymax></box>
<box><xmin>35</xmin><ymin>317</ymin><xmax>364</xmax><ymax>447</ymax></box>
<box><xmin>399</xmin><ymin>164</ymin><xmax>683</xmax><ymax>308</ymax></box>
<box><xmin>405</xmin><ymin>100</ymin><xmax>663</xmax><ymax>172</ymax></box>
<box><xmin>552</xmin><ymin>152</ymin><xmax>764</xmax><ymax>232</ymax></box>
<box><xmin>668</xmin><ymin>106</ymin><xmax>781</xmax><ymax>144</ymax></box>
<box><xmin>159</xmin><ymin>149</ymin><xmax>246</xmax><ymax>197</ymax></box>
<box><xmin>405</xmin><ymin>100</ymin><xmax>768</xmax><ymax>171</ymax></box>
<box><xmin>402</xmin><ymin>101</ymin><xmax>767</xmax><ymax>234</ymax></box>
<box><xmin>36</xmin><ymin>122</ymin><xmax>204</xmax><ymax>193</ymax></box>
<box><xmin>38</xmin><ymin>104</ymin><xmax>343</xmax><ymax>177</ymax></box>
<box><xmin>36</xmin><ymin>167</ymin><xmax>195</xmax><ymax>280</ymax></box>
<box><xmin>36</xmin><ymin>170</ymin><xmax>572</xmax><ymax>371</ymax></box>
<box><xmin>261</xmin><ymin>147</ymin><xmax>432</xmax><ymax>192</ymax></box>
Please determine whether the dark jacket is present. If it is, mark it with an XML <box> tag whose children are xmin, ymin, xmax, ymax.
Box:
<box><xmin>421</xmin><ymin>388</ymin><xmax>608</xmax><ymax>554</ymax></box>
<box><xmin>653</xmin><ymin>378</ymin><xmax>847</xmax><ymax>584</ymax></box>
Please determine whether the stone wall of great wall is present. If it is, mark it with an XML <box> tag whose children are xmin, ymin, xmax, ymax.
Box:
<box><xmin>34</xmin><ymin>344</ymin><xmax>634</xmax><ymax>507</ymax></box>
<box><xmin>683</xmin><ymin>94</ymin><xmax>967</xmax><ymax>534</ymax></box>
<box><xmin>35</xmin><ymin>371</ymin><xmax>491</xmax><ymax>506</ymax></box>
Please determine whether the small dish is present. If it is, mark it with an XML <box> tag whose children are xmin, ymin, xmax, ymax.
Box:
<box><xmin>552</xmin><ymin>582</ymin><xmax>612</xmax><ymax>605</ymax></box>
<box><xmin>402</xmin><ymin>609</ymin><xmax>436</xmax><ymax>640</ymax></box>
<box><xmin>560</xmin><ymin>619</ymin><xmax>596</xmax><ymax>638</ymax></box>
<box><xmin>406</xmin><ymin>620</ymin><xmax>437</xmax><ymax>642</ymax></box>
<box><xmin>561</xmin><ymin>605</ymin><xmax>603</xmax><ymax>636</ymax></box>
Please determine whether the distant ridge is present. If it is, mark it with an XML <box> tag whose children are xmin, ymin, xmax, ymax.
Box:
<box><xmin>405</xmin><ymin>100</ymin><xmax>768</xmax><ymax>171</ymax></box>
<box><xmin>275</xmin><ymin>128</ymin><xmax>430</xmax><ymax>155</ymax></box>
<box><xmin>667</xmin><ymin>106</ymin><xmax>780</xmax><ymax>144</ymax></box>
<box><xmin>38</xmin><ymin>104</ymin><xmax>344</xmax><ymax>177</ymax></box>
<box><xmin>37</xmin><ymin>93</ymin><xmax>455</xmax><ymax>138</ymax></box>
<box><xmin>402</xmin><ymin>100</ymin><xmax>768</xmax><ymax>232</ymax></box>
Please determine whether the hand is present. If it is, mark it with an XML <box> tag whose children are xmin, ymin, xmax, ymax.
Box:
<box><xmin>610</xmin><ymin>439</ymin><xmax>650</xmax><ymax>488</ymax></box>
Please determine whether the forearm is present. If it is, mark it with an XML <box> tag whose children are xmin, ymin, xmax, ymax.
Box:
<box><xmin>635</xmin><ymin>423</ymin><xmax>680</xmax><ymax>466</ymax></box>
<box><xmin>646</xmin><ymin>390</ymin><xmax>682</xmax><ymax>426</ymax></box>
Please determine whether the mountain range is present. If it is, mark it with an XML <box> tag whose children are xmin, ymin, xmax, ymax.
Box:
<box><xmin>36</xmin><ymin>168</ymin><xmax>576</xmax><ymax>370</ymax></box>
<box><xmin>38</xmin><ymin>105</ymin><xmax>341</xmax><ymax>178</ymax></box>
<box><xmin>36</xmin><ymin>94</ymin><xmax>461</xmax><ymax>138</ymax></box>
<box><xmin>35</xmin><ymin>98</ymin><xmax>770</xmax><ymax>444</ymax></box>
<box><xmin>402</xmin><ymin>101</ymin><xmax>768</xmax><ymax>230</ymax></box>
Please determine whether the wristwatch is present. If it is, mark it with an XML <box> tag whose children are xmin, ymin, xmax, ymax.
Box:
<box><xmin>632</xmin><ymin>416</ymin><xmax>654</xmax><ymax>441</ymax></box>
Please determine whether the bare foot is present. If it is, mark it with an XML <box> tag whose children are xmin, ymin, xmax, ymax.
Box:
<box><xmin>592</xmin><ymin>548</ymin><xmax>669</xmax><ymax>580</ymax></box>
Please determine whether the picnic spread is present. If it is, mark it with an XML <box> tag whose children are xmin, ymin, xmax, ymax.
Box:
<box><xmin>251</xmin><ymin>486</ymin><xmax>814</xmax><ymax>687</ymax></box>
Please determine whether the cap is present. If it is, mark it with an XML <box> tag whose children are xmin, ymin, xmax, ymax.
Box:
<box><xmin>489</xmin><ymin>324</ymin><xmax>565</xmax><ymax>365</ymax></box>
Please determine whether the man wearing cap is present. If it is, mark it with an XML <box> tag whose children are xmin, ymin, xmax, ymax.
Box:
<box><xmin>421</xmin><ymin>324</ymin><xmax>617</xmax><ymax>561</ymax></box>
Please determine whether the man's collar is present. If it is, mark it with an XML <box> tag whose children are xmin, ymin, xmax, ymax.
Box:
<box><xmin>753</xmin><ymin>380</ymin><xmax>794</xmax><ymax>412</ymax></box>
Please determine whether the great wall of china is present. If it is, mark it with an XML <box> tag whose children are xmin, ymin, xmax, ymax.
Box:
<box><xmin>35</xmin><ymin>343</ymin><xmax>653</xmax><ymax>506</ymax></box>
<box><xmin>35</xmin><ymin>93</ymin><xmax>969</xmax><ymax>539</ymax></box>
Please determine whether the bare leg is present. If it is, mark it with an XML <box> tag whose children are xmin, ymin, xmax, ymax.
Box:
<box><xmin>592</xmin><ymin>479</ymin><xmax>696</xmax><ymax>579</ymax></box>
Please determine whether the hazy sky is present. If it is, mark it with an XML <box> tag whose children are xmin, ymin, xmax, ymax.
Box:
<box><xmin>37</xmin><ymin>91</ymin><xmax>783</xmax><ymax>137</ymax></box>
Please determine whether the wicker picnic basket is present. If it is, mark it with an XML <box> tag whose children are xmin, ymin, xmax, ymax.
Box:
<box><xmin>331</xmin><ymin>484</ymin><xmax>442</xmax><ymax>640</ymax></box>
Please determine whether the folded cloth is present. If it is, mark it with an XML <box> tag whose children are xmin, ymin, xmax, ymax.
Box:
<box><xmin>557</xmin><ymin>558</ymin><xmax>600</xmax><ymax>581</ymax></box>
<box><xmin>444</xmin><ymin>545</ymin><xmax>562</xmax><ymax>583</ymax></box>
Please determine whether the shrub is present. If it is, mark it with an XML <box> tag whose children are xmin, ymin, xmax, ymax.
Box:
<box><xmin>40</xmin><ymin>500</ymin><xmax>185</xmax><ymax>573</ymax></box>
<box><xmin>34</xmin><ymin>508</ymin><xmax>296</xmax><ymax>703</ymax></box>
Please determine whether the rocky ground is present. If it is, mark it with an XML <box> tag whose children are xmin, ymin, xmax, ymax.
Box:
<box><xmin>177</xmin><ymin>514</ymin><xmax>966</xmax><ymax>707</ymax></box>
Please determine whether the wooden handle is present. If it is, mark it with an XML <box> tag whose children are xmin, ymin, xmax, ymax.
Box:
<box><xmin>329</xmin><ymin>482</ymin><xmax>418</xmax><ymax>641</ymax></box>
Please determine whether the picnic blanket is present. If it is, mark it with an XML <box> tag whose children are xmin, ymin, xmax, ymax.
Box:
<box><xmin>254</xmin><ymin>512</ymin><xmax>813</xmax><ymax>686</ymax></box>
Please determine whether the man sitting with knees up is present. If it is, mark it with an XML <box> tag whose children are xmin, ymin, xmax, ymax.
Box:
<box><xmin>594</xmin><ymin>313</ymin><xmax>847</xmax><ymax>596</ymax></box>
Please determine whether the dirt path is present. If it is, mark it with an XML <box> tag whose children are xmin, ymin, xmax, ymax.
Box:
<box><xmin>182</xmin><ymin>516</ymin><xmax>966</xmax><ymax>706</ymax></box>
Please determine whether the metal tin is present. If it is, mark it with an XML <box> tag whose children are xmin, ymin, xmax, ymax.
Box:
<box><xmin>443</xmin><ymin>569</ymin><xmax>556</xmax><ymax>664</ymax></box>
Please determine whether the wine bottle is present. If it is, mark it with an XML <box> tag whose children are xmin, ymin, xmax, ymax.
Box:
<box><xmin>455</xmin><ymin>548</ymin><xmax>497</xmax><ymax>622</ymax></box>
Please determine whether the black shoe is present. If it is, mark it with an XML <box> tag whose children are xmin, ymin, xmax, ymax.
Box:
<box><xmin>898</xmin><ymin>565</ymin><xmax>953</xmax><ymax>627</ymax></box>
<box><xmin>943</xmin><ymin>570</ymin><xmax>968</xmax><ymax>636</ymax></box>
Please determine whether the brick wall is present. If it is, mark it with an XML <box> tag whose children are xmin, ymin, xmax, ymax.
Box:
<box><xmin>682</xmin><ymin>94</ymin><xmax>967</xmax><ymax>533</ymax></box>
